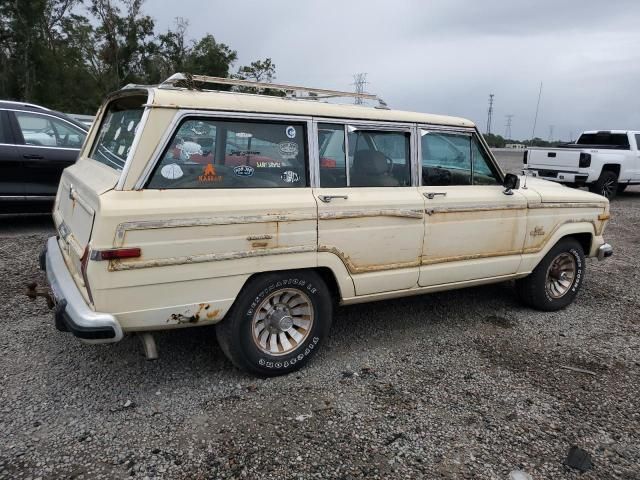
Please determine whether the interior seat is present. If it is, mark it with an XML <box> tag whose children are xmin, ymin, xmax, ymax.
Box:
<box><xmin>350</xmin><ymin>150</ymin><xmax>399</xmax><ymax>187</ymax></box>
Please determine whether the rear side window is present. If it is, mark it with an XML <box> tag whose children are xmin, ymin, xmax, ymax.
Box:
<box><xmin>90</xmin><ymin>96</ymin><xmax>145</xmax><ymax>171</ymax></box>
<box><xmin>576</xmin><ymin>132</ymin><xmax>630</xmax><ymax>149</ymax></box>
<box><xmin>147</xmin><ymin>118</ymin><xmax>308</xmax><ymax>189</ymax></box>
<box><xmin>15</xmin><ymin>111</ymin><xmax>86</xmax><ymax>148</ymax></box>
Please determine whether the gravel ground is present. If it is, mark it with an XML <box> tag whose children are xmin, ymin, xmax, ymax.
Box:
<box><xmin>1</xmin><ymin>155</ymin><xmax>638</xmax><ymax>479</ymax></box>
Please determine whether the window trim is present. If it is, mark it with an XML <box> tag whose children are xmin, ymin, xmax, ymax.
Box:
<box><xmin>142</xmin><ymin>112</ymin><xmax>313</xmax><ymax>190</ymax></box>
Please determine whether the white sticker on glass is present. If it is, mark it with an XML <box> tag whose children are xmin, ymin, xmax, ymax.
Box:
<box><xmin>160</xmin><ymin>163</ymin><xmax>184</xmax><ymax>180</ymax></box>
<box><xmin>278</xmin><ymin>141</ymin><xmax>299</xmax><ymax>159</ymax></box>
<box><xmin>285</xmin><ymin>126</ymin><xmax>296</xmax><ymax>139</ymax></box>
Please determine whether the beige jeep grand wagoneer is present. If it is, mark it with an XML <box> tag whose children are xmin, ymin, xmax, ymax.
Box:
<box><xmin>39</xmin><ymin>74</ymin><xmax>613</xmax><ymax>375</ymax></box>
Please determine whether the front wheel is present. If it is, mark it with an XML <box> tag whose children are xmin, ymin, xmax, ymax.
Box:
<box><xmin>516</xmin><ymin>238</ymin><xmax>585</xmax><ymax>311</ymax></box>
<box><xmin>216</xmin><ymin>270</ymin><xmax>332</xmax><ymax>376</ymax></box>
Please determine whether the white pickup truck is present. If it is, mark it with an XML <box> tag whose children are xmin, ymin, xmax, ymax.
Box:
<box><xmin>524</xmin><ymin>130</ymin><xmax>640</xmax><ymax>199</ymax></box>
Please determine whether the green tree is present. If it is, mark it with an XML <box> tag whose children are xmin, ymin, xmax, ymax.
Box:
<box><xmin>234</xmin><ymin>58</ymin><xmax>283</xmax><ymax>96</ymax></box>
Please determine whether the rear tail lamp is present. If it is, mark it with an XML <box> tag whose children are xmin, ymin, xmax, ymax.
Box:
<box><xmin>523</xmin><ymin>150</ymin><xmax>528</xmax><ymax>165</ymax></box>
<box><xmin>90</xmin><ymin>247</ymin><xmax>141</xmax><ymax>261</ymax></box>
<box><xmin>579</xmin><ymin>153</ymin><xmax>591</xmax><ymax>168</ymax></box>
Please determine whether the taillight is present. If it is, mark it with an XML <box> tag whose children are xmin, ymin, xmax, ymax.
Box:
<box><xmin>523</xmin><ymin>150</ymin><xmax>528</xmax><ymax>165</ymax></box>
<box><xmin>90</xmin><ymin>248</ymin><xmax>141</xmax><ymax>261</ymax></box>
<box><xmin>579</xmin><ymin>153</ymin><xmax>591</xmax><ymax>168</ymax></box>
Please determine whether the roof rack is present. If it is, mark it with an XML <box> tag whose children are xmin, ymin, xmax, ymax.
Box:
<box><xmin>160</xmin><ymin>73</ymin><xmax>389</xmax><ymax>109</ymax></box>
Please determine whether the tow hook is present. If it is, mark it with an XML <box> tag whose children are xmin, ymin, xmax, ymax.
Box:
<box><xmin>26</xmin><ymin>282</ymin><xmax>55</xmax><ymax>309</ymax></box>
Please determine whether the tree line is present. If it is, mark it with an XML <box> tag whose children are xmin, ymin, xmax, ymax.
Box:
<box><xmin>0</xmin><ymin>0</ymin><xmax>277</xmax><ymax>114</ymax></box>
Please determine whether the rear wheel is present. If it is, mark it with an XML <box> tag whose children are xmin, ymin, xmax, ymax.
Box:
<box><xmin>617</xmin><ymin>184</ymin><xmax>627</xmax><ymax>194</ymax></box>
<box><xmin>516</xmin><ymin>238</ymin><xmax>585</xmax><ymax>311</ymax></box>
<box><xmin>589</xmin><ymin>170</ymin><xmax>618</xmax><ymax>199</ymax></box>
<box><xmin>216</xmin><ymin>270</ymin><xmax>332</xmax><ymax>376</ymax></box>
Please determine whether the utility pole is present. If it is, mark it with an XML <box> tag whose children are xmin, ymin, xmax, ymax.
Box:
<box><xmin>352</xmin><ymin>73</ymin><xmax>368</xmax><ymax>105</ymax></box>
<box><xmin>505</xmin><ymin>114</ymin><xmax>514</xmax><ymax>139</ymax></box>
<box><xmin>486</xmin><ymin>94</ymin><xmax>494</xmax><ymax>135</ymax></box>
<box><xmin>548</xmin><ymin>125</ymin><xmax>554</xmax><ymax>142</ymax></box>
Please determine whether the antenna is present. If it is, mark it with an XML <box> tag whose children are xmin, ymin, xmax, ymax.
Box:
<box><xmin>486</xmin><ymin>94</ymin><xmax>494</xmax><ymax>135</ymax></box>
<box><xmin>505</xmin><ymin>114</ymin><xmax>514</xmax><ymax>139</ymax></box>
<box><xmin>352</xmin><ymin>73</ymin><xmax>368</xmax><ymax>105</ymax></box>
<box><xmin>531</xmin><ymin>82</ymin><xmax>543</xmax><ymax>139</ymax></box>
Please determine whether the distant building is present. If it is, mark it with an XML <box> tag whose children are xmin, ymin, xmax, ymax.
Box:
<box><xmin>505</xmin><ymin>143</ymin><xmax>526</xmax><ymax>149</ymax></box>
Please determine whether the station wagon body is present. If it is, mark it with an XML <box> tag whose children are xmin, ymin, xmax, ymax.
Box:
<box><xmin>39</xmin><ymin>77</ymin><xmax>613</xmax><ymax>375</ymax></box>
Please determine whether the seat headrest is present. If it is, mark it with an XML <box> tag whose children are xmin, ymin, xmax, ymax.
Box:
<box><xmin>353</xmin><ymin>150</ymin><xmax>387</xmax><ymax>175</ymax></box>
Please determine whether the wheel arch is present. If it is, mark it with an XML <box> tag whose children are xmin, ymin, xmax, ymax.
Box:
<box><xmin>601</xmin><ymin>164</ymin><xmax>620</xmax><ymax>177</ymax></box>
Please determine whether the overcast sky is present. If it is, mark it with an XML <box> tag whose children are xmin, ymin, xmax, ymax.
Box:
<box><xmin>152</xmin><ymin>0</ymin><xmax>640</xmax><ymax>140</ymax></box>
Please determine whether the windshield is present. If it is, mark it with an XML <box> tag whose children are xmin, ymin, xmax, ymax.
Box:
<box><xmin>89</xmin><ymin>95</ymin><xmax>146</xmax><ymax>170</ymax></box>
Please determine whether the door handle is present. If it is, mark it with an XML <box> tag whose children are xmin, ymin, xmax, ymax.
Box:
<box><xmin>318</xmin><ymin>195</ymin><xmax>348</xmax><ymax>203</ymax></box>
<box><xmin>423</xmin><ymin>192</ymin><xmax>447</xmax><ymax>199</ymax></box>
<box><xmin>23</xmin><ymin>154</ymin><xmax>44</xmax><ymax>160</ymax></box>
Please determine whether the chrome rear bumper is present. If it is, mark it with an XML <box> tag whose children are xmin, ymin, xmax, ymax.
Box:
<box><xmin>597</xmin><ymin>243</ymin><xmax>613</xmax><ymax>261</ymax></box>
<box><xmin>44</xmin><ymin>236</ymin><xmax>123</xmax><ymax>344</ymax></box>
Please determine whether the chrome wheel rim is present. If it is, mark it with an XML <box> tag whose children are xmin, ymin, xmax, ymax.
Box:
<box><xmin>545</xmin><ymin>252</ymin><xmax>576</xmax><ymax>299</ymax></box>
<box><xmin>601</xmin><ymin>178</ymin><xmax>616</xmax><ymax>198</ymax></box>
<box><xmin>251</xmin><ymin>288</ymin><xmax>314</xmax><ymax>356</ymax></box>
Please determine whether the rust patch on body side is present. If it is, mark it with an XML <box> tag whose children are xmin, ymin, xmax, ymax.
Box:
<box><xmin>251</xmin><ymin>241</ymin><xmax>269</xmax><ymax>248</ymax></box>
<box><xmin>167</xmin><ymin>303</ymin><xmax>222</xmax><ymax>324</ymax></box>
<box><xmin>421</xmin><ymin>249</ymin><xmax>522</xmax><ymax>266</ymax></box>
<box><xmin>318</xmin><ymin>245</ymin><xmax>420</xmax><ymax>274</ymax></box>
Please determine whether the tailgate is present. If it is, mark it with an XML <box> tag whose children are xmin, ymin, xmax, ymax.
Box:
<box><xmin>528</xmin><ymin>148</ymin><xmax>582</xmax><ymax>170</ymax></box>
<box><xmin>53</xmin><ymin>160</ymin><xmax>119</xmax><ymax>287</ymax></box>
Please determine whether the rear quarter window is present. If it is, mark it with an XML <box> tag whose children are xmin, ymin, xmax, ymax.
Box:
<box><xmin>147</xmin><ymin>118</ymin><xmax>308</xmax><ymax>189</ymax></box>
<box><xmin>89</xmin><ymin>96</ymin><xmax>146</xmax><ymax>171</ymax></box>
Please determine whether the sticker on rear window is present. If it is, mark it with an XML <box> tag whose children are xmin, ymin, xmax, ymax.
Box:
<box><xmin>281</xmin><ymin>170</ymin><xmax>300</xmax><ymax>183</ymax></box>
<box><xmin>278</xmin><ymin>141</ymin><xmax>298</xmax><ymax>159</ymax></box>
<box><xmin>286</xmin><ymin>126</ymin><xmax>296</xmax><ymax>139</ymax></box>
<box><xmin>233</xmin><ymin>165</ymin><xmax>254</xmax><ymax>177</ymax></box>
<box><xmin>160</xmin><ymin>163</ymin><xmax>184</xmax><ymax>180</ymax></box>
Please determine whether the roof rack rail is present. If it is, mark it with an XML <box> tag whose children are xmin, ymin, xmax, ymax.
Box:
<box><xmin>160</xmin><ymin>73</ymin><xmax>389</xmax><ymax>109</ymax></box>
<box><xmin>0</xmin><ymin>100</ymin><xmax>50</xmax><ymax>111</ymax></box>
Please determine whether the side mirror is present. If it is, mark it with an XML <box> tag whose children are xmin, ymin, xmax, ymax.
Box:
<box><xmin>503</xmin><ymin>173</ymin><xmax>520</xmax><ymax>195</ymax></box>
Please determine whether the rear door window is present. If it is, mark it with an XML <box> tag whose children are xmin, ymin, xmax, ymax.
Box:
<box><xmin>147</xmin><ymin>118</ymin><xmax>308</xmax><ymax>189</ymax></box>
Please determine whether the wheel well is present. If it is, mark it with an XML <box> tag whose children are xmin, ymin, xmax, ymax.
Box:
<box><xmin>243</xmin><ymin>267</ymin><xmax>342</xmax><ymax>305</ymax></box>
<box><xmin>564</xmin><ymin>232</ymin><xmax>592</xmax><ymax>255</ymax></box>
<box><xmin>601</xmin><ymin>164</ymin><xmax>620</xmax><ymax>178</ymax></box>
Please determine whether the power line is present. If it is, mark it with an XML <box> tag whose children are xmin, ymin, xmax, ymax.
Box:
<box><xmin>486</xmin><ymin>94</ymin><xmax>494</xmax><ymax>135</ymax></box>
<box><xmin>352</xmin><ymin>73</ymin><xmax>368</xmax><ymax>105</ymax></box>
<box><xmin>505</xmin><ymin>114</ymin><xmax>514</xmax><ymax>139</ymax></box>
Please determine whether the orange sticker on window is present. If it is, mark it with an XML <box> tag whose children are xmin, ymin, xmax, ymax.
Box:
<box><xmin>199</xmin><ymin>163</ymin><xmax>223</xmax><ymax>182</ymax></box>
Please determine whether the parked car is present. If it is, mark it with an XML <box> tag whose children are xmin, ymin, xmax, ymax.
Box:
<box><xmin>36</xmin><ymin>74</ymin><xmax>613</xmax><ymax>376</ymax></box>
<box><xmin>0</xmin><ymin>100</ymin><xmax>88</xmax><ymax>213</ymax></box>
<box><xmin>524</xmin><ymin>130</ymin><xmax>640</xmax><ymax>199</ymax></box>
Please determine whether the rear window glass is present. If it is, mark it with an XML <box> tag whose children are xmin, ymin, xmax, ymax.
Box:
<box><xmin>576</xmin><ymin>132</ymin><xmax>630</xmax><ymax>149</ymax></box>
<box><xmin>90</xmin><ymin>96</ymin><xmax>145</xmax><ymax>170</ymax></box>
<box><xmin>147</xmin><ymin>118</ymin><xmax>308</xmax><ymax>189</ymax></box>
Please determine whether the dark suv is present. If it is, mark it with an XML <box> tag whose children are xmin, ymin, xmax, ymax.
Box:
<box><xmin>0</xmin><ymin>101</ymin><xmax>89</xmax><ymax>213</ymax></box>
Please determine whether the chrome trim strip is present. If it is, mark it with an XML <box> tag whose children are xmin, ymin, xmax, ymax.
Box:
<box><xmin>113</xmin><ymin>213</ymin><xmax>316</xmax><ymax>246</ymax></box>
<box><xmin>427</xmin><ymin>203</ymin><xmax>526</xmax><ymax>214</ymax></box>
<box><xmin>318</xmin><ymin>209</ymin><xmax>423</xmax><ymax>220</ymax></box>
<box><xmin>0</xmin><ymin>195</ymin><xmax>56</xmax><ymax>201</ymax></box>
<box><xmin>45</xmin><ymin>237</ymin><xmax>123</xmax><ymax>344</ymax></box>
<box><xmin>597</xmin><ymin>243</ymin><xmax>613</xmax><ymax>261</ymax></box>
<box><xmin>0</xmin><ymin>143</ymin><xmax>81</xmax><ymax>152</ymax></box>
<box><xmin>528</xmin><ymin>202</ymin><xmax>605</xmax><ymax>209</ymax></box>
<box><xmin>109</xmin><ymin>245</ymin><xmax>317</xmax><ymax>271</ymax></box>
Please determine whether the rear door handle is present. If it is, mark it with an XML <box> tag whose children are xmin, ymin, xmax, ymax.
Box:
<box><xmin>423</xmin><ymin>192</ymin><xmax>447</xmax><ymax>199</ymax></box>
<box><xmin>318</xmin><ymin>195</ymin><xmax>348</xmax><ymax>203</ymax></box>
<box><xmin>23</xmin><ymin>154</ymin><xmax>44</xmax><ymax>160</ymax></box>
